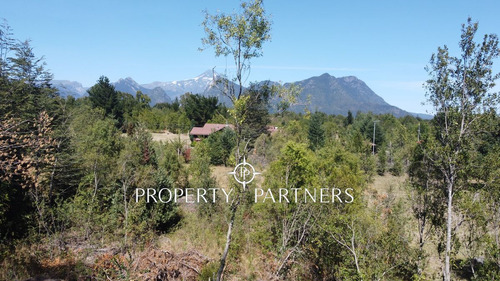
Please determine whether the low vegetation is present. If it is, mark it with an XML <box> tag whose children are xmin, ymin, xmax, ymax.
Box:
<box><xmin>1</xmin><ymin>3</ymin><xmax>499</xmax><ymax>281</ymax></box>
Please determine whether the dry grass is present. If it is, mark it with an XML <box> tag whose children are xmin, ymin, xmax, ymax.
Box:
<box><xmin>158</xmin><ymin>210</ymin><xmax>225</xmax><ymax>263</ymax></box>
<box><xmin>162</xmin><ymin>169</ymin><xmax>454</xmax><ymax>280</ymax></box>
<box><xmin>151</xmin><ymin>130</ymin><xmax>191</xmax><ymax>145</ymax></box>
<box><xmin>158</xmin><ymin>164</ymin><xmax>273</xmax><ymax>280</ymax></box>
<box><xmin>366</xmin><ymin>174</ymin><xmax>447</xmax><ymax>280</ymax></box>
<box><xmin>211</xmin><ymin>166</ymin><xmax>233</xmax><ymax>190</ymax></box>
<box><xmin>366</xmin><ymin>173</ymin><xmax>408</xmax><ymax>198</ymax></box>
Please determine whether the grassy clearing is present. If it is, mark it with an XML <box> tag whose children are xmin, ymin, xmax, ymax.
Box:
<box><xmin>151</xmin><ymin>130</ymin><xmax>191</xmax><ymax>144</ymax></box>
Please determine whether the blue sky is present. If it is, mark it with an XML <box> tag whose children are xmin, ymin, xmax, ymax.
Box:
<box><xmin>2</xmin><ymin>0</ymin><xmax>500</xmax><ymax>114</ymax></box>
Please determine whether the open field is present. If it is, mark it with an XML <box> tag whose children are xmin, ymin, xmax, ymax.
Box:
<box><xmin>151</xmin><ymin>130</ymin><xmax>191</xmax><ymax>145</ymax></box>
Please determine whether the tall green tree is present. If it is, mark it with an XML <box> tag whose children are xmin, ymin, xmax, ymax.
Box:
<box><xmin>88</xmin><ymin>76</ymin><xmax>123</xmax><ymax>124</ymax></box>
<box><xmin>9</xmin><ymin>40</ymin><xmax>52</xmax><ymax>86</ymax></box>
<box><xmin>181</xmin><ymin>93</ymin><xmax>219</xmax><ymax>126</ymax></box>
<box><xmin>419</xmin><ymin>18</ymin><xmax>500</xmax><ymax>281</ymax></box>
<box><xmin>308</xmin><ymin>112</ymin><xmax>325</xmax><ymax>151</ymax></box>
<box><xmin>1</xmin><ymin>39</ymin><xmax>56</xmax><ymax>119</ymax></box>
<box><xmin>344</xmin><ymin>110</ymin><xmax>354</xmax><ymax>127</ymax></box>
<box><xmin>201</xmin><ymin>0</ymin><xmax>271</xmax><ymax>102</ymax></box>
<box><xmin>240</xmin><ymin>83</ymin><xmax>271</xmax><ymax>143</ymax></box>
<box><xmin>200</xmin><ymin>1</ymin><xmax>272</xmax><ymax>279</ymax></box>
<box><xmin>69</xmin><ymin>105</ymin><xmax>122</xmax><ymax>238</ymax></box>
<box><xmin>0</xmin><ymin>19</ymin><xmax>15</xmax><ymax>77</ymax></box>
<box><xmin>260</xmin><ymin>141</ymin><xmax>316</xmax><ymax>278</ymax></box>
<box><xmin>0</xmin><ymin>24</ymin><xmax>61</xmax><ymax>240</ymax></box>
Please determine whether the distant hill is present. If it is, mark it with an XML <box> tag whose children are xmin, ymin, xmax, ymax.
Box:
<box><xmin>285</xmin><ymin>73</ymin><xmax>425</xmax><ymax>118</ymax></box>
<box><xmin>52</xmin><ymin>80</ymin><xmax>87</xmax><ymax>99</ymax></box>
<box><xmin>51</xmin><ymin>71</ymin><xmax>432</xmax><ymax>119</ymax></box>
<box><xmin>114</xmin><ymin>77</ymin><xmax>171</xmax><ymax>104</ymax></box>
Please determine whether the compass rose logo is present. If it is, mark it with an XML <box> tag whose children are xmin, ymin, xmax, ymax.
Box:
<box><xmin>229</xmin><ymin>157</ymin><xmax>261</xmax><ymax>190</ymax></box>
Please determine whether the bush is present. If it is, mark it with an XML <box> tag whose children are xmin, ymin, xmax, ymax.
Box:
<box><xmin>207</xmin><ymin>129</ymin><xmax>236</xmax><ymax>166</ymax></box>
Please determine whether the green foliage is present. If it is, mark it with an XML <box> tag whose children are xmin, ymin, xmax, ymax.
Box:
<box><xmin>254</xmin><ymin>141</ymin><xmax>316</xmax><ymax>262</ymax></box>
<box><xmin>154</xmin><ymin>97</ymin><xmax>180</xmax><ymax>111</ymax></box>
<box><xmin>148</xmin><ymin>172</ymin><xmax>181</xmax><ymax>233</ymax></box>
<box><xmin>206</xmin><ymin>128</ymin><xmax>236</xmax><ymax>166</ymax></box>
<box><xmin>284</xmin><ymin>119</ymin><xmax>308</xmax><ymax>143</ymax></box>
<box><xmin>411</xmin><ymin>18</ymin><xmax>500</xmax><ymax>280</ymax></box>
<box><xmin>315</xmin><ymin>144</ymin><xmax>365</xmax><ymax>192</ymax></box>
<box><xmin>3</xmin><ymin>15</ymin><xmax>500</xmax><ymax>281</ymax></box>
<box><xmin>308</xmin><ymin>112</ymin><xmax>325</xmax><ymax>151</ymax></box>
<box><xmin>88</xmin><ymin>76</ymin><xmax>122</xmax><ymax>122</ymax></box>
<box><xmin>0</xmin><ymin>39</ymin><xmax>56</xmax><ymax>120</ymax></box>
<box><xmin>182</xmin><ymin>93</ymin><xmax>220</xmax><ymax>127</ymax></box>
<box><xmin>272</xmin><ymin>82</ymin><xmax>302</xmax><ymax>115</ymax></box>
<box><xmin>0</xmin><ymin>25</ymin><xmax>65</xmax><ymax>242</ymax></box>
<box><xmin>377</xmin><ymin>145</ymin><xmax>387</xmax><ymax>175</ymax></box>
<box><xmin>198</xmin><ymin>261</ymin><xmax>219</xmax><ymax>281</ymax></box>
<box><xmin>71</xmin><ymin>106</ymin><xmax>121</xmax><ymax>174</ymax></box>
<box><xmin>322</xmin><ymin>120</ymin><xmax>341</xmax><ymax>144</ymax></box>
<box><xmin>355</xmin><ymin>113</ymin><xmax>384</xmax><ymax>153</ymax></box>
<box><xmin>189</xmin><ymin>141</ymin><xmax>219</xmax><ymax>216</ymax></box>
<box><xmin>240</xmin><ymin>83</ymin><xmax>271</xmax><ymax>143</ymax></box>
<box><xmin>344</xmin><ymin>110</ymin><xmax>354</xmax><ymax>127</ymax></box>
<box><xmin>273</xmin><ymin>141</ymin><xmax>315</xmax><ymax>189</ymax></box>
<box><xmin>8</xmin><ymin>40</ymin><xmax>53</xmax><ymax>86</ymax></box>
<box><xmin>201</xmin><ymin>0</ymin><xmax>271</xmax><ymax>99</ymax></box>
<box><xmin>137</xmin><ymin>107</ymin><xmax>165</xmax><ymax>131</ymax></box>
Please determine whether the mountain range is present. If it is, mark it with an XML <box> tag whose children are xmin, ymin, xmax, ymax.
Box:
<box><xmin>285</xmin><ymin>73</ymin><xmax>424</xmax><ymax>117</ymax></box>
<box><xmin>52</xmin><ymin>71</ymin><xmax>431</xmax><ymax>119</ymax></box>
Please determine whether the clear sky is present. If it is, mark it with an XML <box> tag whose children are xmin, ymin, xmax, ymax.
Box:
<box><xmin>2</xmin><ymin>0</ymin><xmax>500</xmax><ymax>114</ymax></box>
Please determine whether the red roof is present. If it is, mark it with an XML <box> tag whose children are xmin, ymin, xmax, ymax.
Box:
<box><xmin>189</xmin><ymin>123</ymin><xmax>234</xmax><ymax>136</ymax></box>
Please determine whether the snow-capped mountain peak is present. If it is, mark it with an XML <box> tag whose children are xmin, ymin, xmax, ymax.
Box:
<box><xmin>142</xmin><ymin>70</ymin><xmax>219</xmax><ymax>97</ymax></box>
<box><xmin>52</xmin><ymin>70</ymin><xmax>225</xmax><ymax>104</ymax></box>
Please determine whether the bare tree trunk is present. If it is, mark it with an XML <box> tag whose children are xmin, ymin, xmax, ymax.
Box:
<box><xmin>275</xmin><ymin>206</ymin><xmax>312</xmax><ymax>277</ymax></box>
<box><xmin>48</xmin><ymin>154</ymin><xmax>58</xmax><ymax>203</ymax></box>
<box><xmin>444</xmin><ymin>180</ymin><xmax>453</xmax><ymax>281</ymax></box>
<box><xmin>349</xmin><ymin>222</ymin><xmax>361</xmax><ymax>277</ymax></box>
<box><xmin>123</xmin><ymin>181</ymin><xmax>128</xmax><ymax>246</ymax></box>
<box><xmin>216</xmin><ymin>198</ymin><xmax>240</xmax><ymax>281</ymax></box>
<box><xmin>323</xmin><ymin>220</ymin><xmax>362</xmax><ymax>279</ymax></box>
<box><xmin>86</xmin><ymin>161</ymin><xmax>99</xmax><ymax>240</ymax></box>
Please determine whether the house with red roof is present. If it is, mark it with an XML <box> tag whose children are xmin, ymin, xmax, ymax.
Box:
<box><xmin>189</xmin><ymin>123</ymin><xmax>234</xmax><ymax>141</ymax></box>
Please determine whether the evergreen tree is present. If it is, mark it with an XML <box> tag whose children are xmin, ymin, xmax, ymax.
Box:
<box><xmin>308</xmin><ymin>112</ymin><xmax>325</xmax><ymax>151</ymax></box>
<box><xmin>88</xmin><ymin>76</ymin><xmax>122</xmax><ymax>123</ymax></box>
<box><xmin>9</xmin><ymin>40</ymin><xmax>52</xmax><ymax>86</ymax></box>
<box><xmin>0</xmin><ymin>19</ymin><xmax>15</xmax><ymax>78</ymax></box>
<box><xmin>1</xmin><ymin>39</ymin><xmax>56</xmax><ymax>119</ymax></box>
<box><xmin>182</xmin><ymin>93</ymin><xmax>219</xmax><ymax>127</ymax></box>
<box><xmin>240</xmin><ymin>83</ymin><xmax>271</xmax><ymax>143</ymax></box>
<box><xmin>344</xmin><ymin>110</ymin><xmax>354</xmax><ymax>127</ymax></box>
<box><xmin>207</xmin><ymin>128</ymin><xmax>236</xmax><ymax>166</ymax></box>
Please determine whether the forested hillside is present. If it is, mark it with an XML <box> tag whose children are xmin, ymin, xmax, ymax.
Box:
<box><xmin>1</xmin><ymin>3</ymin><xmax>500</xmax><ymax>281</ymax></box>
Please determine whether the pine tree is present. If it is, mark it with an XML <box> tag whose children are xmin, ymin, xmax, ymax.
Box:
<box><xmin>344</xmin><ymin>110</ymin><xmax>354</xmax><ymax>127</ymax></box>
<box><xmin>88</xmin><ymin>76</ymin><xmax>122</xmax><ymax>123</ymax></box>
<box><xmin>308</xmin><ymin>112</ymin><xmax>325</xmax><ymax>151</ymax></box>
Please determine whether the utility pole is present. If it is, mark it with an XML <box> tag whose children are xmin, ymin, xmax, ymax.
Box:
<box><xmin>372</xmin><ymin>120</ymin><xmax>380</xmax><ymax>155</ymax></box>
